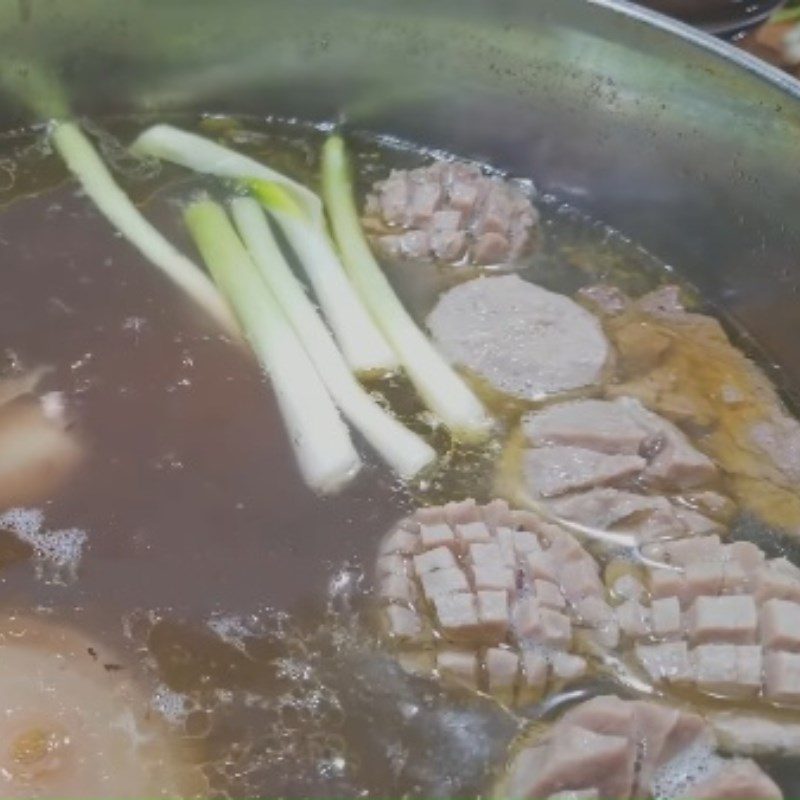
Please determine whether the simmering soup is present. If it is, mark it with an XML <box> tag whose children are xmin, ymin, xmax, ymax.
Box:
<box><xmin>0</xmin><ymin>115</ymin><xmax>797</xmax><ymax>798</ymax></box>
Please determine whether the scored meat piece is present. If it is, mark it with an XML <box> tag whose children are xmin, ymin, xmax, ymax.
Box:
<box><xmin>610</xmin><ymin>534</ymin><xmax>800</xmax><ymax>707</ymax></box>
<box><xmin>364</xmin><ymin>162</ymin><xmax>539</xmax><ymax>266</ymax></box>
<box><xmin>376</xmin><ymin>499</ymin><xmax>613</xmax><ymax>704</ymax></box>
<box><xmin>495</xmin><ymin>696</ymin><xmax>781</xmax><ymax>800</ymax></box>
<box><xmin>428</xmin><ymin>276</ymin><xmax>610</xmax><ymax>401</ymax></box>
<box><xmin>517</xmin><ymin>396</ymin><xmax>724</xmax><ymax>544</ymax></box>
<box><xmin>588</xmin><ymin>283</ymin><xmax>800</xmax><ymax>537</ymax></box>
<box><xmin>522</xmin><ymin>396</ymin><xmax>717</xmax><ymax>491</ymax></box>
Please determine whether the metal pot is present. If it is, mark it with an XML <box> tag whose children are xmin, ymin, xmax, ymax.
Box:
<box><xmin>2</xmin><ymin>0</ymin><xmax>800</xmax><ymax>397</ymax></box>
<box><xmin>634</xmin><ymin>0</ymin><xmax>785</xmax><ymax>37</ymax></box>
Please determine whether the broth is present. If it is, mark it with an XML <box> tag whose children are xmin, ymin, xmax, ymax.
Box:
<box><xmin>0</xmin><ymin>115</ymin><xmax>795</xmax><ymax>798</ymax></box>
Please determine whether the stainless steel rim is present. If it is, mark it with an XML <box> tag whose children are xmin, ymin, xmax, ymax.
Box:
<box><xmin>590</xmin><ymin>0</ymin><xmax>800</xmax><ymax>95</ymax></box>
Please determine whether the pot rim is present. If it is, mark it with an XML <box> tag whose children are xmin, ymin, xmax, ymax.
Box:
<box><xmin>591</xmin><ymin>0</ymin><xmax>800</xmax><ymax>94</ymax></box>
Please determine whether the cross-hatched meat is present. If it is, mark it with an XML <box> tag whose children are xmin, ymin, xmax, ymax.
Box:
<box><xmin>364</xmin><ymin>162</ymin><xmax>539</xmax><ymax>265</ymax></box>
<box><xmin>376</xmin><ymin>499</ymin><xmax>613</xmax><ymax>704</ymax></box>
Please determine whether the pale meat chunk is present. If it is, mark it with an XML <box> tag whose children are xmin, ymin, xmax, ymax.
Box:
<box><xmin>523</xmin><ymin>446</ymin><xmax>645</xmax><ymax>498</ymax></box>
<box><xmin>469</xmin><ymin>541</ymin><xmax>515</xmax><ymax>591</ymax></box>
<box><xmin>760</xmin><ymin>599</ymin><xmax>800</xmax><ymax>651</ymax></box>
<box><xmin>378</xmin><ymin>526</ymin><xmax>420</xmax><ymax>556</ymax></box>
<box><xmin>378</xmin><ymin>572</ymin><xmax>417</xmax><ymax>604</ymax></box>
<box><xmin>486</xmin><ymin>647</ymin><xmax>519</xmax><ymax>697</ymax></box>
<box><xmin>376</xmin><ymin>553</ymin><xmax>408</xmax><ymax>578</ymax></box>
<box><xmin>617</xmin><ymin>599</ymin><xmax>652</xmax><ymax>638</ymax></box>
<box><xmin>687</xmin><ymin>595</ymin><xmax>758</xmax><ymax>644</ymax></box>
<box><xmin>764</xmin><ymin>651</ymin><xmax>800</xmax><ymax>704</ymax></box>
<box><xmin>619</xmin><ymin>396</ymin><xmax>717</xmax><ymax>488</ymax></box>
<box><xmin>562</xmin><ymin>694</ymin><xmax>636</xmax><ymax>735</ymax></box>
<box><xmin>520</xmin><ymin>651</ymin><xmax>549</xmax><ymax>694</ymax></box>
<box><xmin>527</xmin><ymin>724</ymin><xmax>635</xmax><ymax>800</ymax></box>
<box><xmin>413</xmin><ymin>546</ymin><xmax>457</xmax><ymax>575</ymax></box>
<box><xmin>498</xmin><ymin>696</ymin><xmax>780</xmax><ymax>800</ymax></box>
<box><xmin>550</xmin><ymin>652</ymin><xmax>588</xmax><ymax>681</ymax></box>
<box><xmin>651</xmin><ymin>596</ymin><xmax>682</xmax><ymax>638</ymax></box>
<box><xmin>454</xmin><ymin>520</ymin><xmax>493</xmax><ymax>545</ymax></box>
<box><xmin>614</xmin><ymin>534</ymin><xmax>800</xmax><ymax>707</ymax></box>
<box><xmin>559</xmin><ymin>559</ymin><xmax>604</xmax><ymax>604</ymax></box>
<box><xmin>754</xmin><ymin>563</ymin><xmax>800</xmax><ymax>604</ymax></box>
<box><xmin>419</xmin><ymin>521</ymin><xmax>456</xmax><ymax>550</ymax></box>
<box><xmin>477</xmin><ymin>590</ymin><xmax>511</xmax><ymax>641</ymax></box>
<box><xmin>547</xmin><ymin>488</ymin><xmax>687</xmax><ymax>543</ymax></box>
<box><xmin>385</xmin><ymin>605</ymin><xmax>424</xmax><ymax>641</ymax></box>
<box><xmin>534</xmin><ymin>579</ymin><xmax>567</xmax><ymax>610</ymax></box>
<box><xmin>436</xmin><ymin>649</ymin><xmax>479</xmax><ymax>689</ymax></box>
<box><xmin>514</xmin><ymin>598</ymin><xmax>572</xmax><ymax>648</ymax></box>
<box><xmin>521</xmin><ymin>399</ymin><xmax>646</xmax><ymax>454</ymax></box>
<box><xmin>653</xmin><ymin>535</ymin><xmax>724</xmax><ymax>567</ymax></box>
<box><xmin>692</xmin><ymin>644</ymin><xmax>762</xmax><ymax>696</ymax></box>
<box><xmin>636</xmin><ymin>641</ymin><xmax>692</xmax><ymax>683</ymax></box>
<box><xmin>432</xmin><ymin>593</ymin><xmax>481</xmax><ymax>641</ymax></box>
<box><xmin>675</xmin><ymin>759</ymin><xmax>782</xmax><ymax>800</ymax></box>
<box><xmin>419</xmin><ymin>566</ymin><xmax>470</xmax><ymax>599</ymax></box>
<box><xmin>650</xmin><ymin>567</ymin><xmax>690</xmax><ymax>605</ymax></box>
<box><xmin>711</xmin><ymin>712</ymin><xmax>800</xmax><ymax>757</ymax></box>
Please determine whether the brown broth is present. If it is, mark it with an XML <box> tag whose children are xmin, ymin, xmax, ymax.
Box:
<box><xmin>0</xmin><ymin>115</ymin><xmax>795</xmax><ymax>798</ymax></box>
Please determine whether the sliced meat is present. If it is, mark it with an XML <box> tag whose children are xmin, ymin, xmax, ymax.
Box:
<box><xmin>503</xmin><ymin>724</ymin><xmax>634</xmax><ymax>800</ymax></box>
<box><xmin>522</xmin><ymin>446</ymin><xmax>645</xmax><ymax>498</ymax></box>
<box><xmin>497</xmin><ymin>696</ymin><xmax>780</xmax><ymax>800</ymax></box>
<box><xmin>711</xmin><ymin>712</ymin><xmax>800</xmax><ymax>757</ymax></box>
<box><xmin>764</xmin><ymin>651</ymin><xmax>800</xmax><ymax>704</ymax></box>
<box><xmin>522</xmin><ymin>398</ymin><xmax>647</xmax><ymax>455</ymax></box>
<box><xmin>618</xmin><ymin>396</ymin><xmax>717</xmax><ymax>488</ymax></box>
<box><xmin>601</xmin><ymin>284</ymin><xmax>800</xmax><ymax>536</ymax></box>
<box><xmin>376</xmin><ymin>499</ymin><xmax>613</xmax><ymax>705</ymax></box>
<box><xmin>674</xmin><ymin>759</ymin><xmax>782</xmax><ymax>800</ymax></box>
<box><xmin>518</xmin><ymin>397</ymin><xmax>723</xmax><ymax>543</ymax></box>
<box><xmin>428</xmin><ymin>276</ymin><xmax>610</xmax><ymax>401</ymax></box>
<box><xmin>364</xmin><ymin>162</ymin><xmax>539</xmax><ymax>265</ymax></box>
<box><xmin>546</xmin><ymin>488</ymin><xmax>702</xmax><ymax>543</ymax></box>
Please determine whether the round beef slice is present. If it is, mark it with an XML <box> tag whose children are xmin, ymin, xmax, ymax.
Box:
<box><xmin>427</xmin><ymin>276</ymin><xmax>610</xmax><ymax>401</ymax></box>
